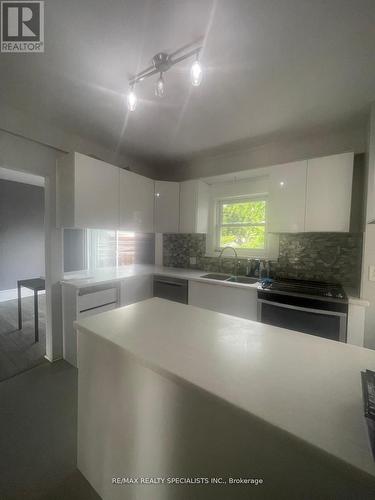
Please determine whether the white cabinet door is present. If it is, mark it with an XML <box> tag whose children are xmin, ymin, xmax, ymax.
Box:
<box><xmin>179</xmin><ymin>180</ymin><xmax>210</xmax><ymax>233</ymax></box>
<box><xmin>347</xmin><ymin>302</ymin><xmax>366</xmax><ymax>347</ymax></box>
<box><xmin>305</xmin><ymin>153</ymin><xmax>354</xmax><ymax>232</ymax></box>
<box><xmin>120</xmin><ymin>275</ymin><xmax>153</xmax><ymax>306</ymax></box>
<box><xmin>74</xmin><ymin>153</ymin><xmax>120</xmax><ymax>229</ymax></box>
<box><xmin>268</xmin><ymin>161</ymin><xmax>307</xmax><ymax>233</ymax></box>
<box><xmin>62</xmin><ymin>283</ymin><xmax>119</xmax><ymax>368</ymax></box>
<box><xmin>179</xmin><ymin>180</ymin><xmax>196</xmax><ymax>233</ymax></box>
<box><xmin>154</xmin><ymin>181</ymin><xmax>180</xmax><ymax>233</ymax></box>
<box><xmin>188</xmin><ymin>281</ymin><xmax>257</xmax><ymax>321</ymax></box>
<box><xmin>119</xmin><ymin>170</ymin><xmax>154</xmax><ymax>232</ymax></box>
<box><xmin>78</xmin><ymin>302</ymin><xmax>117</xmax><ymax>319</ymax></box>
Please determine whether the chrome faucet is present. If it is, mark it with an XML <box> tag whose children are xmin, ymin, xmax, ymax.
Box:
<box><xmin>218</xmin><ymin>246</ymin><xmax>239</xmax><ymax>276</ymax></box>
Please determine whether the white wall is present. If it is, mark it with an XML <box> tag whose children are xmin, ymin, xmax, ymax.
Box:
<box><xmin>156</xmin><ymin>123</ymin><xmax>366</xmax><ymax>181</ymax></box>
<box><xmin>361</xmin><ymin>225</ymin><xmax>375</xmax><ymax>348</ymax></box>
<box><xmin>0</xmin><ymin>180</ymin><xmax>45</xmax><ymax>290</ymax></box>
<box><xmin>0</xmin><ymin>129</ymin><xmax>62</xmax><ymax>361</ymax></box>
<box><xmin>0</xmin><ymin>101</ymin><xmax>155</xmax><ymax>178</ymax></box>
<box><xmin>362</xmin><ymin>104</ymin><xmax>375</xmax><ymax>349</ymax></box>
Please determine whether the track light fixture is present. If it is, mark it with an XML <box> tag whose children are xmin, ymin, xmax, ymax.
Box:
<box><xmin>155</xmin><ymin>72</ymin><xmax>165</xmax><ymax>97</ymax></box>
<box><xmin>126</xmin><ymin>37</ymin><xmax>203</xmax><ymax>111</ymax></box>
<box><xmin>126</xmin><ymin>85</ymin><xmax>137</xmax><ymax>112</ymax></box>
<box><xmin>190</xmin><ymin>55</ymin><xmax>203</xmax><ymax>87</ymax></box>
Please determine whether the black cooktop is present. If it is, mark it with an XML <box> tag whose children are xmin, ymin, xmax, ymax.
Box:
<box><xmin>259</xmin><ymin>278</ymin><xmax>347</xmax><ymax>300</ymax></box>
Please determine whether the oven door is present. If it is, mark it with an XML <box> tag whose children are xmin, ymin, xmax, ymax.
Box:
<box><xmin>257</xmin><ymin>299</ymin><xmax>347</xmax><ymax>342</ymax></box>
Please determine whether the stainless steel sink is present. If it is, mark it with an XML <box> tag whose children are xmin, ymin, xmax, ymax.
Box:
<box><xmin>200</xmin><ymin>274</ymin><xmax>258</xmax><ymax>284</ymax></box>
<box><xmin>200</xmin><ymin>273</ymin><xmax>231</xmax><ymax>281</ymax></box>
<box><xmin>226</xmin><ymin>276</ymin><xmax>259</xmax><ymax>284</ymax></box>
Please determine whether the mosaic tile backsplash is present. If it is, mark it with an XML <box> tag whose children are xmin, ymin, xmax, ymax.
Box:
<box><xmin>163</xmin><ymin>232</ymin><xmax>363</xmax><ymax>289</ymax></box>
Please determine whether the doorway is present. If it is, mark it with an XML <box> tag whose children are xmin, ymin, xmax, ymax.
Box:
<box><xmin>0</xmin><ymin>168</ymin><xmax>47</xmax><ymax>380</ymax></box>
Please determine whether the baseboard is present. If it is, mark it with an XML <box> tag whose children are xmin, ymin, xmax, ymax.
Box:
<box><xmin>44</xmin><ymin>354</ymin><xmax>62</xmax><ymax>363</ymax></box>
<box><xmin>0</xmin><ymin>288</ymin><xmax>46</xmax><ymax>303</ymax></box>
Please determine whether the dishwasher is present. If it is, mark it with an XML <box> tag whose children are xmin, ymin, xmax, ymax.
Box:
<box><xmin>153</xmin><ymin>275</ymin><xmax>188</xmax><ymax>304</ymax></box>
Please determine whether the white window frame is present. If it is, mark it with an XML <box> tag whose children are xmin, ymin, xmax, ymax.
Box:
<box><xmin>86</xmin><ymin>229</ymin><xmax>136</xmax><ymax>270</ymax></box>
<box><xmin>213</xmin><ymin>195</ymin><xmax>268</xmax><ymax>257</ymax></box>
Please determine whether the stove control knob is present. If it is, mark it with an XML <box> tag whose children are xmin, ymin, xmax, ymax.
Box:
<box><xmin>327</xmin><ymin>291</ymin><xmax>332</xmax><ymax>297</ymax></box>
<box><xmin>337</xmin><ymin>293</ymin><xmax>344</xmax><ymax>299</ymax></box>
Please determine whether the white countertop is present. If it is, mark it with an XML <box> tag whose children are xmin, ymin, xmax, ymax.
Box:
<box><xmin>61</xmin><ymin>264</ymin><xmax>259</xmax><ymax>291</ymax></box>
<box><xmin>75</xmin><ymin>298</ymin><xmax>375</xmax><ymax>478</ymax></box>
<box><xmin>62</xmin><ymin>264</ymin><xmax>369</xmax><ymax>305</ymax></box>
<box><xmin>344</xmin><ymin>287</ymin><xmax>370</xmax><ymax>307</ymax></box>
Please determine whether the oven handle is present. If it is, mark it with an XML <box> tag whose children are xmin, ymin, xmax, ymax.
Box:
<box><xmin>256</xmin><ymin>299</ymin><xmax>347</xmax><ymax>317</ymax></box>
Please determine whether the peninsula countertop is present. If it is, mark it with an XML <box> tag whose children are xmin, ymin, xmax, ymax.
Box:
<box><xmin>75</xmin><ymin>298</ymin><xmax>375</xmax><ymax>479</ymax></box>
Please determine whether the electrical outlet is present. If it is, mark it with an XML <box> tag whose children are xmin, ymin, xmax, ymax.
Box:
<box><xmin>189</xmin><ymin>256</ymin><xmax>197</xmax><ymax>266</ymax></box>
<box><xmin>369</xmin><ymin>265</ymin><xmax>375</xmax><ymax>281</ymax></box>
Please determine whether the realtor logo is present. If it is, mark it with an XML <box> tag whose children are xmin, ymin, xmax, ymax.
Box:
<box><xmin>1</xmin><ymin>1</ymin><xmax>44</xmax><ymax>52</ymax></box>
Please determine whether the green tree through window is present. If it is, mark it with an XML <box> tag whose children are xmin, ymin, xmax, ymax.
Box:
<box><xmin>217</xmin><ymin>198</ymin><xmax>266</xmax><ymax>250</ymax></box>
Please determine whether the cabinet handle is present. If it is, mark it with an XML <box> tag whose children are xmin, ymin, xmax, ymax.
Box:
<box><xmin>154</xmin><ymin>280</ymin><xmax>185</xmax><ymax>287</ymax></box>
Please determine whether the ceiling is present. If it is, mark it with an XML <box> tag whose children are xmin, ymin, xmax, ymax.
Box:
<box><xmin>1</xmin><ymin>0</ymin><xmax>375</xmax><ymax>164</ymax></box>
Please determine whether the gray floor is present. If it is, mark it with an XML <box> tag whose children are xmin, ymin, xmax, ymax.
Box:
<box><xmin>0</xmin><ymin>360</ymin><xmax>101</xmax><ymax>500</ymax></box>
<box><xmin>0</xmin><ymin>296</ymin><xmax>47</xmax><ymax>381</ymax></box>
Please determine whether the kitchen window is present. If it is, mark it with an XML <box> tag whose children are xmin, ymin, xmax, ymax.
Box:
<box><xmin>87</xmin><ymin>229</ymin><xmax>136</xmax><ymax>269</ymax></box>
<box><xmin>215</xmin><ymin>197</ymin><xmax>267</xmax><ymax>253</ymax></box>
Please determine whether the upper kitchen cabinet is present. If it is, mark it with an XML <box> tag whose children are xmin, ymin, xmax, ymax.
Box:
<box><xmin>268</xmin><ymin>161</ymin><xmax>307</xmax><ymax>233</ymax></box>
<box><xmin>119</xmin><ymin>169</ymin><xmax>154</xmax><ymax>233</ymax></box>
<box><xmin>305</xmin><ymin>153</ymin><xmax>354</xmax><ymax>232</ymax></box>
<box><xmin>57</xmin><ymin>152</ymin><xmax>119</xmax><ymax>229</ymax></box>
<box><xmin>179</xmin><ymin>180</ymin><xmax>210</xmax><ymax>233</ymax></box>
<box><xmin>154</xmin><ymin>181</ymin><xmax>180</xmax><ymax>233</ymax></box>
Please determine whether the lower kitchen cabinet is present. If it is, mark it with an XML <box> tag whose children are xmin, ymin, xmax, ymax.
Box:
<box><xmin>120</xmin><ymin>275</ymin><xmax>153</xmax><ymax>306</ymax></box>
<box><xmin>62</xmin><ymin>282</ymin><xmax>120</xmax><ymax>367</ymax></box>
<box><xmin>347</xmin><ymin>301</ymin><xmax>368</xmax><ymax>347</ymax></box>
<box><xmin>188</xmin><ymin>281</ymin><xmax>257</xmax><ymax>321</ymax></box>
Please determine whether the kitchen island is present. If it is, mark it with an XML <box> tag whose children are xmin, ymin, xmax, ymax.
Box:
<box><xmin>75</xmin><ymin>298</ymin><xmax>375</xmax><ymax>499</ymax></box>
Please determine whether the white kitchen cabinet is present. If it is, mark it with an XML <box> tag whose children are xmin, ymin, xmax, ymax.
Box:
<box><xmin>347</xmin><ymin>301</ymin><xmax>368</xmax><ymax>347</ymax></box>
<box><xmin>154</xmin><ymin>181</ymin><xmax>180</xmax><ymax>233</ymax></box>
<box><xmin>119</xmin><ymin>169</ymin><xmax>154</xmax><ymax>233</ymax></box>
<box><xmin>179</xmin><ymin>180</ymin><xmax>210</xmax><ymax>233</ymax></box>
<box><xmin>120</xmin><ymin>275</ymin><xmax>153</xmax><ymax>306</ymax></box>
<box><xmin>188</xmin><ymin>281</ymin><xmax>257</xmax><ymax>321</ymax></box>
<box><xmin>268</xmin><ymin>161</ymin><xmax>307</xmax><ymax>233</ymax></box>
<box><xmin>57</xmin><ymin>152</ymin><xmax>119</xmax><ymax>229</ymax></box>
<box><xmin>62</xmin><ymin>282</ymin><xmax>120</xmax><ymax>367</ymax></box>
<box><xmin>305</xmin><ymin>153</ymin><xmax>354</xmax><ymax>232</ymax></box>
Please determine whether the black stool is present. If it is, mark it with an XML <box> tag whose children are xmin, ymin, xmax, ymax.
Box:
<box><xmin>17</xmin><ymin>278</ymin><xmax>45</xmax><ymax>342</ymax></box>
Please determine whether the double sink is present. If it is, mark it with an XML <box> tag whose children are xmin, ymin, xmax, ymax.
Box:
<box><xmin>200</xmin><ymin>273</ymin><xmax>259</xmax><ymax>284</ymax></box>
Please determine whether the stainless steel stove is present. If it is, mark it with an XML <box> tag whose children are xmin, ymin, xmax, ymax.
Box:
<box><xmin>259</xmin><ymin>278</ymin><xmax>347</xmax><ymax>300</ymax></box>
<box><xmin>257</xmin><ymin>279</ymin><xmax>348</xmax><ymax>342</ymax></box>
